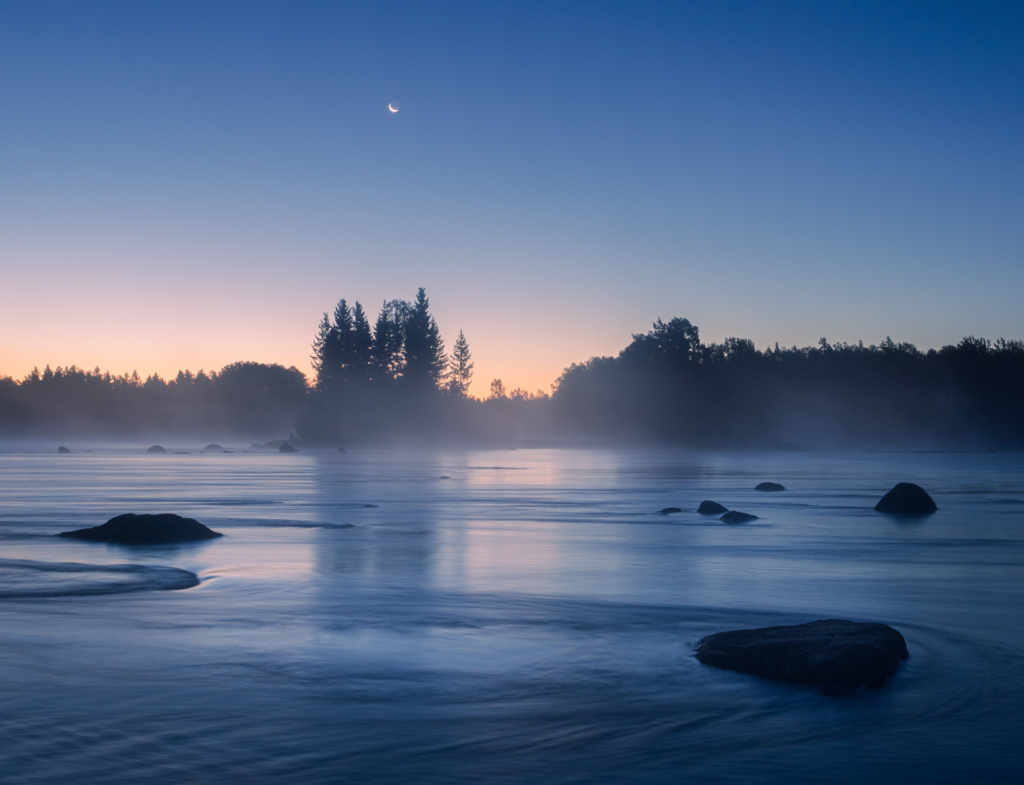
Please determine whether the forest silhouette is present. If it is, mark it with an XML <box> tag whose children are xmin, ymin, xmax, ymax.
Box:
<box><xmin>2</xmin><ymin>289</ymin><xmax>1022</xmax><ymax>448</ymax></box>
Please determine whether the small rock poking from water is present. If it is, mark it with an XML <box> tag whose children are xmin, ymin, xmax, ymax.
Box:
<box><xmin>695</xmin><ymin>619</ymin><xmax>908</xmax><ymax>694</ymax></box>
<box><xmin>57</xmin><ymin>446</ymin><xmax>71</xmax><ymax>454</ymax></box>
<box><xmin>698</xmin><ymin>500</ymin><xmax>729</xmax><ymax>515</ymax></box>
<box><xmin>147</xmin><ymin>445</ymin><xmax>166</xmax><ymax>454</ymax></box>
<box><xmin>58</xmin><ymin>513</ymin><xmax>223</xmax><ymax>545</ymax></box>
<box><xmin>657</xmin><ymin>507</ymin><xmax>683</xmax><ymax>515</ymax></box>
<box><xmin>874</xmin><ymin>482</ymin><xmax>937</xmax><ymax>515</ymax></box>
<box><xmin>755</xmin><ymin>482</ymin><xmax>785</xmax><ymax>491</ymax></box>
<box><xmin>202</xmin><ymin>444</ymin><xmax>224</xmax><ymax>453</ymax></box>
<box><xmin>279</xmin><ymin>443</ymin><xmax>299</xmax><ymax>453</ymax></box>
<box><xmin>721</xmin><ymin>510</ymin><xmax>758</xmax><ymax>523</ymax></box>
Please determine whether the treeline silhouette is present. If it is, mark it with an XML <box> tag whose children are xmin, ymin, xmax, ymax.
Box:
<box><xmin>1</xmin><ymin>292</ymin><xmax>1022</xmax><ymax>448</ymax></box>
<box><xmin>0</xmin><ymin>362</ymin><xmax>306</xmax><ymax>439</ymax></box>
<box><xmin>553</xmin><ymin>318</ymin><xmax>1024</xmax><ymax>448</ymax></box>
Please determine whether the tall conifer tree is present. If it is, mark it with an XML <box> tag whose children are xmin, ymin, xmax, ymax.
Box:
<box><xmin>448</xmin><ymin>330</ymin><xmax>473</xmax><ymax>397</ymax></box>
<box><xmin>311</xmin><ymin>313</ymin><xmax>332</xmax><ymax>388</ymax></box>
<box><xmin>403</xmin><ymin>288</ymin><xmax>446</xmax><ymax>389</ymax></box>
<box><xmin>351</xmin><ymin>302</ymin><xmax>373</xmax><ymax>380</ymax></box>
<box><xmin>372</xmin><ymin>299</ymin><xmax>409</xmax><ymax>380</ymax></box>
<box><xmin>326</xmin><ymin>299</ymin><xmax>354</xmax><ymax>385</ymax></box>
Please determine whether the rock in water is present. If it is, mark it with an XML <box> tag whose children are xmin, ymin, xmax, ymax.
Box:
<box><xmin>755</xmin><ymin>482</ymin><xmax>785</xmax><ymax>491</ymax></box>
<box><xmin>58</xmin><ymin>513</ymin><xmax>223</xmax><ymax>545</ymax></box>
<box><xmin>874</xmin><ymin>482</ymin><xmax>937</xmax><ymax>515</ymax></box>
<box><xmin>721</xmin><ymin>510</ymin><xmax>758</xmax><ymax>523</ymax></box>
<box><xmin>698</xmin><ymin>501</ymin><xmax>729</xmax><ymax>515</ymax></box>
<box><xmin>147</xmin><ymin>445</ymin><xmax>166</xmax><ymax>453</ymax></box>
<box><xmin>279</xmin><ymin>443</ymin><xmax>299</xmax><ymax>453</ymax></box>
<box><xmin>695</xmin><ymin>619</ymin><xmax>908</xmax><ymax>693</ymax></box>
<box><xmin>202</xmin><ymin>444</ymin><xmax>224</xmax><ymax>453</ymax></box>
<box><xmin>657</xmin><ymin>507</ymin><xmax>683</xmax><ymax>515</ymax></box>
<box><xmin>57</xmin><ymin>446</ymin><xmax>71</xmax><ymax>454</ymax></box>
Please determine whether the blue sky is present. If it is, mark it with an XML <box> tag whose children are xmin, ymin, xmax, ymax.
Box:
<box><xmin>1</xmin><ymin>1</ymin><xmax>1021</xmax><ymax>394</ymax></box>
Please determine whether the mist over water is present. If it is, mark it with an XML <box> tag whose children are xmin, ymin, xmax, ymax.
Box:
<box><xmin>0</xmin><ymin>448</ymin><xmax>1021</xmax><ymax>783</ymax></box>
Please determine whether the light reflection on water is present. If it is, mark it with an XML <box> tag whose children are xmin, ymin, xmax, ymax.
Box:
<box><xmin>0</xmin><ymin>448</ymin><xmax>1021</xmax><ymax>783</ymax></box>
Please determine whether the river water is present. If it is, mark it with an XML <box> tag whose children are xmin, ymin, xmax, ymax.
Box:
<box><xmin>0</xmin><ymin>447</ymin><xmax>1020</xmax><ymax>783</ymax></box>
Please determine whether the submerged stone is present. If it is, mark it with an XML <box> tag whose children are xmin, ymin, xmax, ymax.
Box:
<box><xmin>146</xmin><ymin>445</ymin><xmax>166</xmax><ymax>453</ymax></box>
<box><xmin>57</xmin><ymin>446</ymin><xmax>71</xmax><ymax>454</ymax></box>
<box><xmin>58</xmin><ymin>513</ymin><xmax>223</xmax><ymax>545</ymax></box>
<box><xmin>657</xmin><ymin>507</ymin><xmax>683</xmax><ymax>515</ymax></box>
<box><xmin>279</xmin><ymin>443</ymin><xmax>299</xmax><ymax>453</ymax></box>
<box><xmin>755</xmin><ymin>482</ymin><xmax>785</xmax><ymax>491</ymax></box>
<box><xmin>695</xmin><ymin>619</ymin><xmax>908</xmax><ymax>693</ymax></box>
<box><xmin>698</xmin><ymin>500</ymin><xmax>729</xmax><ymax>515</ymax></box>
<box><xmin>874</xmin><ymin>483</ymin><xmax>937</xmax><ymax>515</ymax></box>
<box><xmin>721</xmin><ymin>510</ymin><xmax>758</xmax><ymax>523</ymax></box>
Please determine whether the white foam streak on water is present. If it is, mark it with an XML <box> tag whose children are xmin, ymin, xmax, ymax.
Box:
<box><xmin>0</xmin><ymin>448</ymin><xmax>1021</xmax><ymax>782</ymax></box>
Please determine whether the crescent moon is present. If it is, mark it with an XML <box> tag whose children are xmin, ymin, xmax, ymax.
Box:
<box><xmin>388</xmin><ymin>101</ymin><xmax>400</xmax><ymax>113</ymax></box>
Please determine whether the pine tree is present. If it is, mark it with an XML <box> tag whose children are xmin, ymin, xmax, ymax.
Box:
<box><xmin>447</xmin><ymin>330</ymin><xmax>473</xmax><ymax>397</ymax></box>
<box><xmin>403</xmin><ymin>288</ymin><xmax>447</xmax><ymax>389</ymax></box>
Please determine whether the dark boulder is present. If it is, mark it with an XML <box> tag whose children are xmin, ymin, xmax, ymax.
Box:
<box><xmin>202</xmin><ymin>444</ymin><xmax>224</xmax><ymax>453</ymax></box>
<box><xmin>698</xmin><ymin>500</ymin><xmax>729</xmax><ymax>515</ymax></box>
<box><xmin>57</xmin><ymin>446</ymin><xmax>71</xmax><ymax>454</ymax></box>
<box><xmin>721</xmin><ymin>510</ymin><xmax>758</xmax><ymax>523</ymax></box>
<box><xmin>58</xmin><ymin>513</ymin><xmax>223</xmax><ymax>545</ymax></box>
<box><xmin>657</xmin><ymin>507</ymin><xmax>683</xmax><ymax>515</ymax></box>
<box><xmin>147</xmin><ymin>445</ymin><xmax>166</xmax><ymax>453</ymax></box>
<box><xmin>279</xmin><ymin>443</ymin><xmax>299</xmax><ymax>453</ymax></box>
<box><xmin>874</xmin><ymin>483</ymin><xmax>937</xmax><ymax>515</ymax></box>
<box><xmin>755</xmin><ymin>482</ymin><xmax>785</xmax><ymax>492</ymax></box>
<box><xmin>695</xmin><ymin>619</ymin><xmax>908</xmax><ymax>693</ymax></box>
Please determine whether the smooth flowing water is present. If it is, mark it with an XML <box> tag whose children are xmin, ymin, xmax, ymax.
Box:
<box><xmin>0</xmin><ymin>447</ymin><xmax>1020</xmax><ymax>783</ymax></box>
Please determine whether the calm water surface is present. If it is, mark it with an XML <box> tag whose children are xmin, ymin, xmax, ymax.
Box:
<box><xmin>0</xmin><ymin>447</ymin><xmax>1021</xmax><ymax>783</ymax></box>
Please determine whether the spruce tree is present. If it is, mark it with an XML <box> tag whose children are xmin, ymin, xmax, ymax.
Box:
<box><xmin>326</xmin><ymin>299</ymin><xmax>354</xmax><ymax>386</ymax></box>
<box><xmin>311</xmin><ymin>313</ymin><xmax>333</xmax><ymax>388</ymax></box>
<box><xmin>372</xmin><ymin>299</ymin><xmax>409</xmax><ymax>381</ymax></box>
<box><xmin>403</xmin><ymin>288</ymin><xmax>447</xmax><ymax>389</ymax></box>
<box><xmin>448</xmin><ymin>330</ymin><xmax>473</xmax><ymax>397</ymax></box>
<box><xmin>352</xmin><ymin>302</ymin><xmax>373</xmax><ymax>382</ymax></box>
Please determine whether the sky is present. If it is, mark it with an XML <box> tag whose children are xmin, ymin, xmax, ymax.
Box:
<box><xmin>1</xmin><ymin>1</ymin><xmax>1022</xmax><ymax>397</ymax></box>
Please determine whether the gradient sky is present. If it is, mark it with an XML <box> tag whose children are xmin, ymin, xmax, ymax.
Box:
<box><xmin>1</xmin><ymin>1</ymin><xmax>1022</xmax><ymax>397</ymax></box>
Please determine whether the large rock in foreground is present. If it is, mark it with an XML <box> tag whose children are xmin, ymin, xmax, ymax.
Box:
<box><xmin>874</xmin><ymin>483</ymin><xmax>937</xmax><ymax>515</ymax></box>
<box><xmin>695</xmin><ymin>619</ymin><xmax>908</xmax><ymax>693</ymax></box>
<box><xmin>59</xmin><ymin>513</ymin><xmax>223</xmax><ymax>545</ymax></box>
